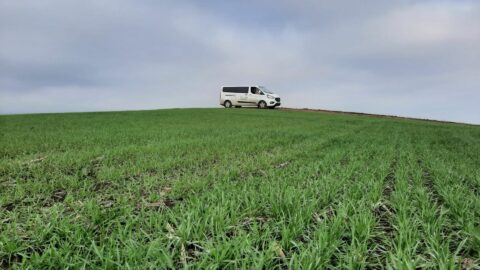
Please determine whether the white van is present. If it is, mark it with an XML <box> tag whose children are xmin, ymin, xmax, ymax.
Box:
<box><xmin>220</xmin><ymin>86</ymin><xmax>281</xmax><ymax>109</ymax></box>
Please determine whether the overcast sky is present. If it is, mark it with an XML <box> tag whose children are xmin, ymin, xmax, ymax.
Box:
<box><xmin>1</xmin><ymin>0</ymin><xmax>479</xmax><ymax>123</ymax></box>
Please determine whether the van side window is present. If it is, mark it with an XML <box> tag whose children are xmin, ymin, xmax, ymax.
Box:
<box><xmin>251</xmin><ymin>87</ymin><xmax>259</xmax><ymax>94</ymax></box>
<box><xmin>223</xmin><ymin>87</ymin><xmax>248</xmax><ymax>93</ymax></box>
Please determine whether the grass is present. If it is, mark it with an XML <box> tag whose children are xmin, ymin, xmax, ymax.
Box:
<box><xmin>0</xmin><ymin>108</ymin><xmax>479</xmax><ymax>269</ymax></box>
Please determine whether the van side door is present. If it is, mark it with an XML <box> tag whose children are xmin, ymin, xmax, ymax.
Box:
<box><xmin>237</xmin><ymin>87</ymin><xmax>249</xmax><ymax>104</ymax></box>
<box><xmin>248</xmin><ymin>86</ymin><xmax>262</xmax><ymax>105</ymax></box>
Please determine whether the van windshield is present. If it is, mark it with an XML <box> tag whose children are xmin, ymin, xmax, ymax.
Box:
<box><xmin>259</xmin><ymin>86</ymin><xmax>274</xmax><ymax>94</ymax></box>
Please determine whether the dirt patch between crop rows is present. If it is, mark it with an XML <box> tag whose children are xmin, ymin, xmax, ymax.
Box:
<box><xmin>279</xmin><ymin>108</ymin><xmax>476</xmax><ymax>126</ymax></box>
<box><xmin>367</xmin><ymin>157</ymin><xmax>398</xmax><ymax>268</ymax></box>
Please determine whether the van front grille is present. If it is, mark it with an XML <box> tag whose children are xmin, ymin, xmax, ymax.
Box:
<box><xmin>275</xmin><ymin>98</ymin><xmax>280</xmax><ymax>102</ymax></box>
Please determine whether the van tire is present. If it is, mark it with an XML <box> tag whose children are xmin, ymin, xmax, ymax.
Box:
<box><xmin>224</xmin><ymin>100</ymin><xmax>232</xmax><ymax>108</ymax></box>
<box><xmin>258</xmin><ymin>101</ymin><xmax>267</xmax><ymax>109</ymax></box>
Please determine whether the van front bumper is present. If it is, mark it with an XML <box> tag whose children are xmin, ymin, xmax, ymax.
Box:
<box><xmin>268</xmin><ymin>101</ymin><xmax>281</xmax><ymax>107</ymax></box>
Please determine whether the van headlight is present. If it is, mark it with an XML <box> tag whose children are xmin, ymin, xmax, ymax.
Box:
<box><xmin>267</xmin><ymin>95</ymin><xmax>274</xmax><ymax>99</ymax></box>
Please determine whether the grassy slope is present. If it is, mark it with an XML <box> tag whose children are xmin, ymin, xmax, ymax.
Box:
<box><xmin>0</xmin><ymin>108</ymin><xmax>479</xmax><ymax>269</ymax></box>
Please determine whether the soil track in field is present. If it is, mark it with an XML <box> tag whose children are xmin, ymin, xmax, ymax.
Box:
<box><xmin>280</xmin><ymin>108</ymin><xmax>477</xmax><ymax>126</ymax></box>
<box><xmin>367</xmin><ymin>157</ymin><xmax>398</xmax><ymax>268</ymax></box>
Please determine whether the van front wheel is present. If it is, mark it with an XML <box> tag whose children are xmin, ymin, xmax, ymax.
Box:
<box><xmin>258</xmin><ymin>101</ymin><xmax>267</xmax><ymax>109</ymax></box>
<box><xmin>224</xmin><ymin>100</ymin><xmax>232</xmax><ymax>108</ymax></box>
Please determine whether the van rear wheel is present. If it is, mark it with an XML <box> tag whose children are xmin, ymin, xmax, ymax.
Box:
<box><xmin>224</xmin><ymin>100</ymin><xmax>232</xmax><ymax>108</ymax></box>
<box><xmin>258</xmin><ymin>101</ymin><xmax>267</xmax><ymax>109</ymax></box>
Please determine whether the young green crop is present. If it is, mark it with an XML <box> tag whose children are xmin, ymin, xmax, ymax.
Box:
<box><xmin>0</xmin><ymin>108</ymin><xmax>478</xmax><ymax>269</ymax></box>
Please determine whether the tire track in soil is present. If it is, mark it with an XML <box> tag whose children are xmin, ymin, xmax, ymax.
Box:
<box><xmin>417</xmin><ymin>160</ymin><xmax>444</xmax><ymax>206</ymax></box>
<box><xmin>165</xmin><ymin>127</ymin><xmax>370</xmax><ymax>268</ymax></box>
<box><xmin>269</xmin><ymin>126</ymin><xmax>376</xmax><ymax>246</ymax></box>
<box><xmin>416</xmin><ymin>159</ymin><xmax>475</xmax><ymax>264</ymax></box>
<box><xmin>296</xmin><ymin>126</ymin><xmax>399</xmax><ymax>269</ymax></box>
<box><xmin>266</xmin><ymin>133</ymin><xmax>372</xmax><ymax>269</ymax></box>
<box><xmin>367</xmin><ymin>155</ymin><xmax>398</xmax><ymax>269</ymax></box>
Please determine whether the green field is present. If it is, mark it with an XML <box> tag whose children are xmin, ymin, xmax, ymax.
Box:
<box><xmin>1</xmin><ymin>108</ymin><xmax>479</xmax><ymax>269</ymax></box>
